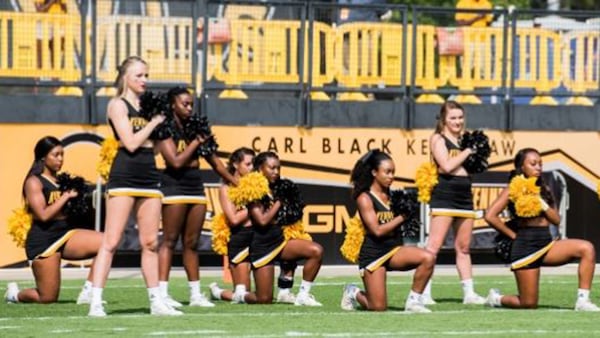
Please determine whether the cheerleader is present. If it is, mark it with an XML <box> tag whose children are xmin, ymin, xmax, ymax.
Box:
<box><xmin>4</xmin><ymin>136</ymin><xmax>102</xmax><ymax>304</ymax></box>
<box><xmin>156</xmin><ymin>87</ymin><xmax>236</xmax><ymax>308</ymax></box>
<box><xmin>209</xmin><ymin>147</ymin><xmax>255</xmax><ymax>302</ymax></box>
<box><xmin>484</xmin><ymin>148</ymin><xmax>599</xmax><ymax>311</ymax></box>
<box><xmin>340</xmin><ymin>150</ymin><xmax>435</xmax><ymax>312</ymax></box>
<box><xmin>209</xmin><ymin>149</ymin><xmax>299</xmax><ymax>304</ymax></box>
<box><xmin>423</xmin><ymin>101</ymin><xmax>485</xmax><ymax>305</ymax></box>
<box><xmin>236</xmin><ymin>152</ymin><xmax>324</xmax><ymax>305</ymax></box>
<box><xmin>88</xmin><ymin>56</ymin><xmax>181</xmax><ymax>317</ymax></box>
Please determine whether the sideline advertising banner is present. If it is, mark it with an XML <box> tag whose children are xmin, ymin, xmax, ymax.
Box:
<box><xmin>1</xmin><ymin>125</ymin><xmax>599</xmax><ymax>266</ymax></box>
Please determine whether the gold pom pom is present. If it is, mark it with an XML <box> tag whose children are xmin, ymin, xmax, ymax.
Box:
<box><xmin>211</xmin><ymin>213</ymin><xmax>230</xmax><ymax>256</ymax></box>
<box><xmin>597</xmin><ymin>181</ymin><xmax>600</xmax><ymax>200</ymax></box>
<box><xmin>415</xmin><ymin>162</ymin><xmax>438</xmax><ymax>203</ymax></box>
<box><xmin>509</xmin><ymin>175</ymin><xmax>542</xmax><ymax>217</ymax></box>
<box><xmin>228</xmin><ymin>172</ymin><xmax>270</xmax><ymax>207</ymax></box>
<box><xmin>283</xmin><ymin>221</ymin><xmax>312</xmax><ymax>241</ymax></box>
<box><xmin>7</xmin><ymin>206</ymin><xmax>32</xmax><ymax>248</ymax></box>
<box><xmin>339</xmin><ymin>215</ymin><xmax>365</xmax><ymax>263</ymax></box>
<box><xmin>97</xmin><ymin>137</ymin><xmax>119</xmax><ymax>181</ymax></box>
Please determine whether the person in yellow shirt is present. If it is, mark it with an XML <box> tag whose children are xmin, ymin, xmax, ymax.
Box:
<box><xmin>35</xmin><ymin>0</ymin><xmax>67</xmax><ymax>68</ymax></box>
<box><xmin>455</xmin><ymin>0</ymin><xmax>492</xmax><ymax>27</ymax></box>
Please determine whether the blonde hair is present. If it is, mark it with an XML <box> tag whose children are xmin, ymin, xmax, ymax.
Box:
<box><xmin>435</xmin><ymin>100</ymin><xmax>465</xmax><ymax>134</ymax></box>
<box><xmin>114</xmin><ymin>56</ymin><xmax>147</xmax><ymax>97</ymax></box>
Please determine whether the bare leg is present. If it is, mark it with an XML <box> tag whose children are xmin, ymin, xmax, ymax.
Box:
<box><xmin>17</xmin><ymin>253</ymin><xmax>62</xmax><ymax>303</ymax></box>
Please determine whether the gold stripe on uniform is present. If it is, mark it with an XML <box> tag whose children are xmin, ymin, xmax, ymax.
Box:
<box><xmin>365</xmin><ymin>246</ymin><xmax>401</xmax><ymax>272</ymax></box>
<box><xmin>430</xmin><ymin>208</ymin><xmax>477</xmax><ymax>219</ymax></box>
<box><xmin>511</xmin><ymin>240</ymin><xmax>556</xmax><ymax>270</ymax></box>
<box><xmin>231</xmin><ymin>247</ymin><xmax>250</xmax><ymax>265</ymax></box>
<box><xmin>36</xmin><ymin>229</ymin><xmax>78</xmax><ymax>259</ymax></box>
<box><xmin>162</xmin><ymin>196</ymin><xmax>208</xmax><ymax>205</ymax></box>
<box><xmin>108</xmin><ymin>188</ymin><xmax>163</xmax><ymax>198</ymax></box>
<box><xmin>252</xmin><ymin>241</ymin><xmax>287</xmax><ymax>268</ymax></box>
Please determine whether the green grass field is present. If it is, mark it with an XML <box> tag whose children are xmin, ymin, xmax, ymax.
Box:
<box><xmin>1</xmin><ymin>274</ymin><xmax>599</xmax><ymax>337</ymax></box>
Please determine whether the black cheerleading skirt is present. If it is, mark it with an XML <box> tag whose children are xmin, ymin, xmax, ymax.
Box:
<box><xmin>161</xmin><ymin>167</ymin><xmax>206</xmax><ymax>204</ymax></box>
<box><xmin>107</xmin><ymin>148</ymin><xmax>162</xmax><ymax>198</ymax></box>
<box><xmin>430</xmin><ymin>174</ymin><xmax>476</xmax><ymax>218</ymax></box>
<box><xmin>510</xmin><ymin>226</ymin><xmax>555</xmax><ymax>271</ymax></box>
<box><xmin>358</xmin><ymin>234</ymin><xmax>402</xmax><ymax>272</ymax></box>
<box><xmin>250</xmin><ymin>224</ymin><xmax>286</xmax><ymax>269</ymax></box>
<box><xmin>25</xmin><ymin>219</ymin><xmax>77</xmax><ymax>260</ymax></box>
<box><xmin>228</xmin><ymin>225</ymin><xmax>253</xmax><ymax>265</ymax></box>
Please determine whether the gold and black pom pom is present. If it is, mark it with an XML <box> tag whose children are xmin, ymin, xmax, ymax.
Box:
<box><xmin>283</xmin><ymin>220</ymin><xmax>312</xmax><ymax>241</ymax></box>
<box><xmin>415</xmin><ymin>162</ymin><xmax>438</xmax><ymax>203</ymax></box>
<box><xmin>211</xmin><ymin>213</ymin><xmax>230</xmax><ymax>256</ymax></box>
<box><xmin>508</xmin><ymin>174</ymin><xmax>542</xmax><ymax>217</ymax></box>
<box><xmin>97</xmin><ymin>137</ymin><xmax>119</xmax><ymax>182</ymax></box>
<box><xmin>228</xmin><ymin>172</ymin><xmax>270</xmax><ymax>208</ymax></box>
<box><xmin>340</xmin><ymin>215</ymin><xmax>365</xmax><ymax>263</ymax></box>
<box><xmin>494</xmin><ymin>219</ymin><xmax>518</xmax><ymax>263</ymax></box>
<box><xmin>7</xmin><ymin>206</ymin><xmax>32</xmax><ymax>248</ymax></box>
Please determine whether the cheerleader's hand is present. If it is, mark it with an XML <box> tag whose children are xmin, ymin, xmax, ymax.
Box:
<box><xmin>150</xmin><ymin>114</ymin><xmax>165</xmax><ymax>126</ymax></box>
<box><xmin>65</xmin><ymin>189</ymin><xmax>78</xmax><ymax>199</ymax></box>
<box><xmin>539</xmin><ymin>197</ymin><xmax>550</xmax><ymax>211</ymax></box>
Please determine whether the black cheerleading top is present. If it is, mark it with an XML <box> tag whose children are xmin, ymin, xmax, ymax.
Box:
<box><xmin>167</xmin><ymin>124</ymin><xmax>199</xmax><ymax>169</ymax></box>
<box><xmin>363</xmin><ymin>192</ymin><xmax>402</xmax><ymax>247</ymax></box>
<box><xmin>108</xmin><ymin>98</ymin><xmax>148</xmax><ymax>141</ymax></box>
<box><xmin>32</xmin><ymin>174</ymin><xmax>63</xmax><ymax>218</ymax></box>
<box><xmin>441</xmin><ymin>134</ymin><xmax>461</xmax><ymax>159</ymax></box>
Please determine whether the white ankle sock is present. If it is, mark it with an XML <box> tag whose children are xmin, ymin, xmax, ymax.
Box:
<box><xmin>189</xmin><ymin>280</ymin><xmax>200</xmax><ymax>296</ymax></box>
<box><xmin>461</xmin><ymin>279</ymin><xmax>475</xmax><ymax>297</ymax></box>
<box><xmin>148</xmin><ymin>287</ymin><xmax>161</xmax><ymax>302</ymax></box>
<box><xmin>298</xmin><ymin>280</ymin><xmax>313</xmax><ymax>295</ymax></box>
<box><xmin>91</xmin><ymin>287</ymin><xmax>103</xmax><ymax>304</ymax></box>
<box><xmin>159</xmin><ymin>281</ymin><xmax>169</xmax><ymax>297</ymax></box>
<box><xmin>578</xmin><ymin>288</ymin><xmax>590</xmax><ymax>301</ymax></box>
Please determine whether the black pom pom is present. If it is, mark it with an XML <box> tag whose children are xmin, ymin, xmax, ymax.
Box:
<box><xmin>57</xmin><ymin>173</ymin><xmax>91</xmax><ymax>218</ymax></box>
<box><xmin>390</xmin><ymin>188</ymin><xmax>421</xmax><ymax>238</ymax></box>
<box><xmin>493</xmin><ymin>219</ymin><xmax>518</xmax><ymax>263</ymax></box>
<box><xmin>270</xmin><ymin>179</ymin><xmax>305</xmax><ymax>226</ymax></box>
<box><xmin>460</xmin><ymin>130</ymin><xmax>491</xmax><ymax>174</ymax></box>
<box><xmin>139</xmin><ymin>91</ymin><xmax>170</xmax><ymax>140</ymax></box>
<box><xmin>184</xmin><ymin>114</ymin><xmax>219</xmax><ymax>157</ymax></box>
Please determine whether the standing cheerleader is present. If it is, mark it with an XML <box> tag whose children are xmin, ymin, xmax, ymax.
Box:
<box><xmin>88</xmin><ymin>56</ymin><xmax>181</xmax><ymax>317</ymax></box>
<box><xmin>422</xmin><ymin>101</ymin><xmax>485</xmax><ymax>305</ymax></box>
<box><xmin>5</xmin><ymin>136</ymin><xmax>102</xmax><ymax>304</ymax></box>
<box><xmin>156</xmin><ymin>86</ymin><xmax>236</xmax><ymax>308</ymax></box>
<box><xmin>340</xmin><ymin>149</ymin><xmax>435</xmax><ymax>312</ymax></box>
<box><xmin>484</xmin><ymin>148</ymin><xmax>599</xmax><ymax>311</ymax></box>
<box><xmin>209</xmin><ymin>147</ymin><xmax>255</xmax><ymax>302</ymax></box>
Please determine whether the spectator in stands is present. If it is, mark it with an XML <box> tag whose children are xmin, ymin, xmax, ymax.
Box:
<box><xmin>156</xmin><ymin>86</ymin><xmax>236</xmax><ymax>308</ymax></box>
<box><xmin>484</xmin><ymin>147</ymin><xmax>600</xmax><ymax>311</ymax></box>
<box><xmin>35</xmin><ymin>0</ymin><xmax>67</xmax><ymax>68</ymax></box>
<box><xmin>87</xmin><ymin>56</ymin><xmax>181</xmax><ymax>317</ymax></box>
<box><xmin>422</xmin><ymin>101</ymin><xmax>486</xmax><ymax>305</ymax></box>
<box><xmin>455</xmin><ymin>0</ymin><xmax>493</xmax><ymax>28</ymax></box>
<box><xmin>4</xmin><ymin>136</ymin><xmax>102</xmax><ymax>304</ymax></box>
<box><xmin>340</xmin><ymin>149</ymin><xmax>435</xmax><ymax>312</ymax></box>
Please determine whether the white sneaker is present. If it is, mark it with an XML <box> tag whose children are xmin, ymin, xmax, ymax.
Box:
<box><xmin>232</xmin><ymin>291</ymin><xmax>247</xmax><ymax>304</ymax></box>
<box><xmin>163</xmin><ymin>294</ymin><xmax>183</xmax><ymax>308</ymax></box>
<box><xmin>189</xmin><ymin>293</ymin><xmax>215</xmax><ymax>307</ymax></box>
<box><xmin>88</xmin><ymin>302</ymin><xmax>107</xmax><ymax>317</ymax></box>
<box><xmin>276</xmin><ymin>290</ymin><xmax>296</xmax><ymax>304</ymax></box>
<box><xmin>5</xmin><ymin>282</ymin><xmax>19</xmax><ymax>303</ymax></box>
<box><xmin>421</xmin><ymin>294</ymin><xmax>437</xmax><ymax>305</ymax></box>
<box><xmin>463</xmin><ymin>293</ymin><xmax>486</xmax><ymax>305</ymax></box>
<box><xmin>340</xmin><ymin>284</ymin><xmax>359</xmax><ymax>311</ymax></box>
<box><xmin>575</xmin><ymin>299</ymin><xmax>600</xmax><ymax>312</ymax></box>
<box><xmin>485</xmin><ymin>288</ymin><xmax>502</xmax><ymax>308</ymax></box>
<box><xmin>405</xmin><ymin>298</ymin><xmax>432</xmax><ymax>313</ymax></box>
<box><xmin>294</xmin><ymin>293</ymin><xmax>322</xmax><ymax>307</ymax></box>
<box><xmin>209</xmin><ymin>282</ymin><xmax>223</xmax><ymax>300</ymax></box>
<box><xmin>151</xmin><ymin>299</ymin><xmax>183</xmax><ymax>316</ymax></box>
